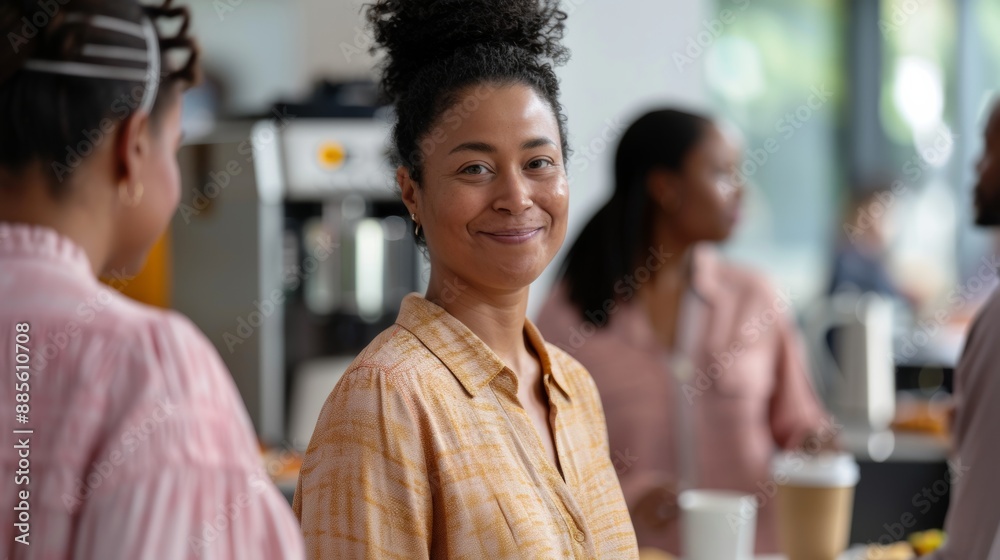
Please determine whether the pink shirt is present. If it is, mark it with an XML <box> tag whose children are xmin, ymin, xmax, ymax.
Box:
<box><xmin>0</xmin><ymin>223</ymin><xmax>304</xmax><ymax>559</ymax></box>
<box><xmin>535</xmin><ymin>245</ymin><xmax>830</xmax><ymax>554</ymax></box>
<box><xmin>927</xmin><ymin>287</ymin><xmax>1000</xmax><ymax>560</ymax></box>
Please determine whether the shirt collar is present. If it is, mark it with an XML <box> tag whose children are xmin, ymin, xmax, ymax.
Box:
<box><xmin>395</xmin><ymin>293</ymin><xmax>573</xmax><ymax>399</ymax></box>
<box><xmin>0</xmin><ymin>222</ymin><xmax>94</xmax><ymax>279</ymax></box>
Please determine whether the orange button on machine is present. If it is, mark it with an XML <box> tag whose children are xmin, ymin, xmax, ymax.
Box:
<box><xmin>317</xmin><ymin>141</ymin><xmax>347</xmax><ymax>169</ymax></box>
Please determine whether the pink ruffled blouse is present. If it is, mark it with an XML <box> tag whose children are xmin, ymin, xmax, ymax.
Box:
<box><xmin>0</xmin><ymin>222</ymin><xmax>304</xmax><ymax>559</ymax></box>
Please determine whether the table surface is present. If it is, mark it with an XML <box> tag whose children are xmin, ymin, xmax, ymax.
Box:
<box><xmin>841</xmin><ymin>426</ymin><xmax>949</xmax><ymax>462</ymax></box>
<box><xmin>755</xmin><ymin>546</ymin><xmax>869</xmax><ymax>559</ymax></box>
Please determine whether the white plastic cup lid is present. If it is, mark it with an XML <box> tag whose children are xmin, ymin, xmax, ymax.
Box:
<box><xmin>771</xmin><ymin>451</ymin><xmax>860</xmax><ymax>488</ymax></box>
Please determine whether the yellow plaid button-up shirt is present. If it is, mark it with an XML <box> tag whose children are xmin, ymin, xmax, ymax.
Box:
<box><xmin>293</xmin><ymin>293</ymin><xmax>639</xmax><ymax>559</ymax></box>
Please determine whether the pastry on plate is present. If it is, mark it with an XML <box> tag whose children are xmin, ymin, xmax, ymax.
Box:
<box><xmin>909</xmin><ymin>529</ymin><xmax>945</xmax><ymax>555</ymax></box>
<box><xmin>866</xmin><ymin>541</ymin><xmax>915</xmax><ymax>560</ymax></box>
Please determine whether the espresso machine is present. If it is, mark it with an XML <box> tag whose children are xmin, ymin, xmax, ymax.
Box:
<box><xmin>171</xmin><ymin>115</ymin><xmax>427</xmax><ymax>448</ymax></box>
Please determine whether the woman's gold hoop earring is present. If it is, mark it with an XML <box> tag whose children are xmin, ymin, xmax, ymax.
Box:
<box><xmin>119</xmin><ymin>181</ymin><xmax>144</xmax><ymax>207</ymax></box>
<box><xmin>411</xmin><ymin>213</ymin><xmax>421</xmax><ymax>238</ymax></box>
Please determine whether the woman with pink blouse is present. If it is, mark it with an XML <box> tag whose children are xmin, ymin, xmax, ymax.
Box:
<box><xmin>0</xmin><ymin>0</ymin><xmax>303</xmax><ymax>557</ymax></box>
<box><xmin>536</xmin><ymin>109</ymin><xmax>834</xmax><ymax>555</ymax></box>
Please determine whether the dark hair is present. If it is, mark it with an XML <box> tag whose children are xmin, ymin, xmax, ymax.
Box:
<box><xmin>0</xmin><ymin>0</ymin><xmax>199</xmax><ymax>190</ymax></box>
<box><xmin>558</xmin><ymin>108</ymin><xmax>714</xmax><ymax>325</ymax></box>
<box><xmin>365</xmin><ymin>0</ymin><xmax>570</xmax><ymax>244</ymax></box>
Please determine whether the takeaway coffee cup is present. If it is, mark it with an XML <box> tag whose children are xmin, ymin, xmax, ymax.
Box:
<box><xmin>772</xmin><ymin>451</ymin><xmax>860</xmax><ymax>560</ymax></box>
<box><xmin>679</xmin><ymin>490</ymin><xmax>756</xmax><ymax>559</ymax></box>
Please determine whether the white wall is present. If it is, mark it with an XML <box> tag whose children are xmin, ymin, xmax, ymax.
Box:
<box><xmin>185</xmin><ymin>0</ymin><xmax>708</xmax><ymax>313</ymax></box>
<box><xmin>185</xmin><ymin>0</ymin><xmax>376</xmax><ymax>113</ymax></box>
<box><xmin>186</xmin><ymin>0</ymin><xmax>308</xmax><ymax>113</ymax></box>
<box><xmin>297</xmin><ymin>0</ymin><xmax>377</xmax><ymax>82</ymax></box>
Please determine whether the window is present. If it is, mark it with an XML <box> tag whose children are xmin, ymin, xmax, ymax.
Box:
<box><xmin>705</xmin><ymin>0</ymin><xmax>846</xmax><ymax>301</ymax></box>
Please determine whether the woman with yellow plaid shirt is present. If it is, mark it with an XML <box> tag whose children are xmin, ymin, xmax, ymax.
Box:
<box><xmin>293</xmin><ymin>1</ymin><xmax>639</xmax><ymax>558</ymax></box>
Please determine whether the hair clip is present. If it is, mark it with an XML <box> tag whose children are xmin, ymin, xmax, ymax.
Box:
<box><xmin>21</xmin><ymin>14</ymin><xmax>160</xmax><ymax>114</ymax></box>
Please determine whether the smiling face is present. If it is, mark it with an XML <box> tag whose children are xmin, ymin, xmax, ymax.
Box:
<box><xmin>400</xmin><ymin>83</ymin><xmax>568</xmax><ymax>295</ymax></box>
<box><xmin>974</xmin><ymin>104</ymin><xmax>1000</xmax><ymax>227</ymax></box>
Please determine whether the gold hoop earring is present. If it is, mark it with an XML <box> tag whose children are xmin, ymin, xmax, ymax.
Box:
<box><xmin>411</xmin><ymin>213</ymin><xmax>421</xmax><ymax>238</ymax></box>
<box><xmin>119</xmin><ymin>181</ymin><xmax>144</xmax><ymax>207</ymax></box>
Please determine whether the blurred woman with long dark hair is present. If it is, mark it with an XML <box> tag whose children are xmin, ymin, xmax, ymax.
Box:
<box><xmin>537</xmin><ymin>108</ymin><xmax>832</xmax><ymax>555</ymax></box>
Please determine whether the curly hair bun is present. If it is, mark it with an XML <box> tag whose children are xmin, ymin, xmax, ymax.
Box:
<box><xmin>366</xmin><ymin>0</ymin><xmax>568</xmax><ymax>103</ymax></box>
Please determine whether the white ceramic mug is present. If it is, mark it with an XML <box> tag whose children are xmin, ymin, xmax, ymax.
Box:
<box><xmin>679</xmin><ymin>489</ymin><xmax>756</xmax><ymax>559</ymax></box>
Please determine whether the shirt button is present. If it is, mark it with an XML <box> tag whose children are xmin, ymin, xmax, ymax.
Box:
<box><xmin>574</xmin><ymin>530</ymin><xmax>586</xmax><ymax>542</ymax></box>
